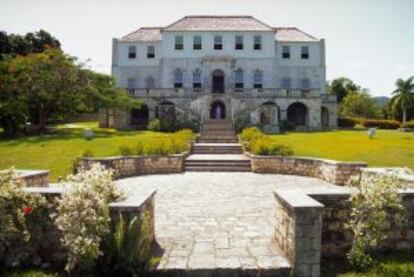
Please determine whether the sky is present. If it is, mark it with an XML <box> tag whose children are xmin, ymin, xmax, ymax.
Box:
<box><xmin>1</xmin><ymin>0</ymin><xmax>413</xmax><ymax>97</ymax></box>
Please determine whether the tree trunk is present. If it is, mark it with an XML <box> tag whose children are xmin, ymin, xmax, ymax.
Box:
<box><xmin>403</xmin><ymin>109</ymin><xmax>407</xmax><ymax>125</ymax></box>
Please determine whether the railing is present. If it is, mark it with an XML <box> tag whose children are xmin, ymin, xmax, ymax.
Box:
<box><xmin>126</xmin><ymin>88</ymin><xmax>326</xmax><ymax>99</ymax></box>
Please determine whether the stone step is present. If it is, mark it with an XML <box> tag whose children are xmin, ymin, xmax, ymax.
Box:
<box><xmin>197</xmin><ymin>139</ymin><xmax>238</xmax><ymax>143</ymax></box>
<box><xmin>185</xmin><ymin>162</ymin><xmax>250</xmax><ymax>166</ymax></box>
<box><xmin>185</xmin><ymin>166</ymin><xmax>252</xmax><ymax>172</ymax></box>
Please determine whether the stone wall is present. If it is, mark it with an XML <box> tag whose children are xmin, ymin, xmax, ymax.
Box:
<box><xmin>14</xmin><ymin>170</ymin><xmax>49</xmax><ymax>187</ymax></box>
<box><xmin>249</xmin><ymin>154</ymin><xmax>367</xmax><ymax>185</ymax></box>
<box><xmin>361</xmin><ymin>167</ymin><xmax>414</xmax><ymax>188</ymax></box>
<box><xmin>0</xmin><ymin>187</ymin><xmax>156</xmax><ymax>269</ymax></box>
<box><xmin>78</xmin><ymin>153</ymin><xmax>188</xmax><ymax>178</ymax></box>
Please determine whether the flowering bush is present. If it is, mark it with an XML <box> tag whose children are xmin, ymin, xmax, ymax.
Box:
<box><xmin>347</xmin><ymin>174</ymin><xmax>405</xmax><ymax>269</ymax></box>
<box><xmin>240</xmin><ymin>127</ymin><xmax>294</xmax><ymax>156</ymax></box>
<box><xmin>55</xmin><ymin>164</ymin><xmax>124</xmax><ymax>273</ymax></box>
<box><xmin>0</xmin><ymin>168</ymin><xmax>47</xmax><ymax>267</ymax></box>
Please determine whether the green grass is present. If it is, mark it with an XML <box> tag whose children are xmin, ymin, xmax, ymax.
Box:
<box><xmin>0</xmin><ymin>122</ymin><xmax>182</xmax><ymax>181</ymax></box>
<box><xmin>270</xmin><ymin>129</ymin><xmax>414</xmax><ymax>170</ymax></box>
<box><xmin>0</xmin><ymin>269</ymin><xmax>60</xmax><ymax>277</ymax></box>
<box><xmin>321</xmin><ymin>251</ymin><xmax>414</xmax><ymax>276</ymax></box>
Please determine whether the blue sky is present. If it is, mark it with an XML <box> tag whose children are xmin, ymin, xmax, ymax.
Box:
<box><xmin>1</xmin><ymin>0</ymin><xmax>413</xmax><ymax>97</ymax></box>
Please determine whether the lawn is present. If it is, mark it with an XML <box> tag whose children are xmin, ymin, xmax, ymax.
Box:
<box><xmin>271</xmin><ymin>129</ymin><xmax>414</xmax><ymax>170</ymax></box>
<box><xmin>0</xmin><ymin>122</ymin><xmax>176</xmax><ymax>181</ymax></box>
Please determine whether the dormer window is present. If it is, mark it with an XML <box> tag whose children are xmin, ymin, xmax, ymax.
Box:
<box><xmin>235</xmin><ymin>35</ymin><xmax>243</xmax><ymax>50</ymax></box>
<box><xmin>282</xmin><ymin>46</ymin><xmax>290</xmax><ymax>59</ymax></box>
<box><xmin>214</xmin><ymin>36</ymin><xmax>223</xmax><ymax>50</ymax></box>
<box><xmin>193</xmin><ymin>36</ymin><xmax>202</xmax><ymax>50</ymax></box>
<box><xmin>254</xmin><ymin>36</ymin><xmax>262</xmax><ymax>50</ymax></box>
<box><xmin>301</xmin><ymin>46</ymin><xmax>309</xmax><ymax>59</ymax></box>
<box><xmin>147</xmin><ymin>46</ymin><xmax>155</xmax><ymax>58</ymax></box>
<box><xmin>128</xmin><ymin>46</ymin><xmax>136</xmax><ymax>59</ymax></box>
<box><xmin>175</xmin><ymin>36</ymin><xmax>184</xmax><ymax>50</ymax></box>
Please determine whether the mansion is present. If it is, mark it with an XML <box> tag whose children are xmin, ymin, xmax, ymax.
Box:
<box><xmin>99</xmin><ymin>15</ymin><xmax>337</xmax><ymax>131</ymax></box>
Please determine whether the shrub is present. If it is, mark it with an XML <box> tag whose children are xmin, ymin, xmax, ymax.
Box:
<box><xmin>135</xmin><ymin>142</ymin><xmax>144</xmax><ymax>156</ymax></box>
<box><xmin>0</xmin><ymin>169</ymin><xmax>48</xmax><ymax>267</ymax></box>
<box><xmin>401</xmin><ymin>120</ymin><xmax>414</xmax><ymax>129</ymax></box>
<box><xmin>338</xmin><ymin>117</ymin><xmax>358</xmax><ymax>128</ymax></box>
<box><xmin>362</xmin><ymin>119</ymin><xmax>401</xmax><ymax>129</ymax></box>
<box><xmin>279</xmin><ymin>120</ymin><xmax>296</xmax><ymax>132</ymax></box>
<box><xmin>82</xmin><ymin>149</ymin><xmax>94</xmax><ymax>158</ymax></box>
<box><xmin>55</xmin><ymin>164</ymin><xmax>124</xmax><ymax>273</ymax></box>
<box><xmin>147</xmin><ymin>119</ymin><xmax>161</xmax><ymax>132</ymax></box>
<box><xmin>240</xmin><ymin>127</ymin><xmax>263</xmax><ymax>143</ymax></box>
<box><xmin>347</xmin><ymin>174</ymin><xmax>405</xmax><ymax>269</ymax></box>
<box><xmin>250</xmin><ymin>138</ymin><xmax>294</xmax><ymax>156</ymax></box>
<box><xmin>119</xmin><ymin>145</ymin><xmax>134</xmax><ymax>156</ymax></box>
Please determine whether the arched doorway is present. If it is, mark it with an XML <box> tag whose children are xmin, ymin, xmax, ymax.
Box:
<box><xmin>210</xmin><ymin>101</ymin><xmax>226</xmax><ymax>119</ymax></box>
<box><xmin>212</xmin><ymin>69</ymin><xmax>225</xmax><ymax>94</ymax></box>
<box><xmin>287</xmin><ymin>102</ymin><xmax>308</xmax><ymax>127</ymax></box>
<box><xmin>321</xmin><ymin>107</ymin><xmax>329</xmax><ymax>129</ymax></box>
<box><xmin>131</xmin><ymin>105</ymin><xmax>149</xmax><ymax>127</ymax></box>
<box><xmin>260</xmin><ymin>101</ymin><xmax>279</xmax><ymax>125</ymax></box>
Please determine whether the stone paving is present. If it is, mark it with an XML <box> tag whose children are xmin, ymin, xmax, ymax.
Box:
<box><xmin>116</xmin><ymin>172</ymin><xmax>346</xmax><ymax>273</ymax></box>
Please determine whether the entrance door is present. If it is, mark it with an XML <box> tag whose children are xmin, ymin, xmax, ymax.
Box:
<box><xmin>212</xmin><ymin>70</ymin><xmax>225</xmax><ymax>94</ymax></box>
<box><xmin>210</xmin><ymin>101</ymin><xmax>226</xmax><ymax>119</ymax></box>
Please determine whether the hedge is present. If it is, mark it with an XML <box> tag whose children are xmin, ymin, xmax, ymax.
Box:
<box><xmin>338</xmin><ymin>117</ymin><xmax>358</xmax><ymax>128</ymax></box>
<box><xmin>362</xmin><ymin>119</ymin><xmax>401</xmax><ymax>129</ymax></box>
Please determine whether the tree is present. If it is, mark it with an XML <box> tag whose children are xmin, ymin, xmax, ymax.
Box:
<box><xmin>340</xmin><ymin>91</ymin><xmax>381</xmax><ymax>119</ymax></box>
<box><xmin>0</xmin><ymin>48</ymin><xmax>139</xmax><ymax>136</ymax></box>
<box><xmin>327</xmin><ymin>77</ymin><xmax>361</xmax><ymax>103</ymax></box>
<box><xmin>390</xmin><ymin>77</ymin><xmax>414</xmax><ymax>125</ymax></box>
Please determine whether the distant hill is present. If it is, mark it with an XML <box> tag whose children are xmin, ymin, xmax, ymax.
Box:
<box><xmin>372</xmin><ymin>96</ymin><xmax>390</xmax><ymax>107</ymax></box>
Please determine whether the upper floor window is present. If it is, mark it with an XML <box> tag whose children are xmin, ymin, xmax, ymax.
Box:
<box><xmin>301</xmin><ymin>46</ymin><xmax>309</xmax><ymax>59</ymax></box>
<box><xmin>282</xmin><ymin>46</ymin><xmax>290</xmax><ymax>59</ymax></box>
<box><xmin>235</xmin><ymin>35</ymin><xmax>243</xmax><ymax>50</ymax></box>
<box><xmin>214</xmin><ymin>36</ymin><xmax>223</xmax><ymax>50</ymax></box>
<box><xmin>147</xmin><ymin>46</ymin><xmax>155</xmax><ymax>59</ymax></box>
<box><xmin>234</xmin><ymin>69</ymin><xmax>244</xmax><ymax>90</ymax></box>
<box><xmin>175</xmin><ymin>36</ymin><xmax>184</xmax><ymax>50</ymax></box>
<box><xmin>253</xmin><ymin>70</ymin><xmax>263</xmax><ymax>89</ymax></box>
<box><xmin>281</xmin><ymin>77</ymin><xmax>291</xmax><ymax>89</ymax></box>
<box><xmin>146</xmin><ymin>76</ymin><xmax>155</xmax><ymax>89</ymax></box>
<box><xmin>127</xmin><ymin>78</ymin><xmax>135</xmax><ymax>94</ymax></box>
<box><xmin>254</xmin><ymin>36</ymin><xmax>262</xmax><ymax>50</ymax></box>
<box><xmin>193</xmin><ymin>36</ymin><xmax>202</xmax><ymax>50</ymax></box>
<box><xmin>192</xmin><ymin>68</ymin><xmax>202</xmax><ymax>89</ymax></box>
<box><xmin>301</xmin><ymin>78</ymin><xmax>311</xmax><ymax>90</ymax></box>
<box><xmin>128</xmin><ymin>46</ymin><xmax>136</xmax><ymax>59</ymax></box>
<box><xmin>174</xmin><ymin>69</ymin><xmax>183</xmax><ymax>88</ymax></box>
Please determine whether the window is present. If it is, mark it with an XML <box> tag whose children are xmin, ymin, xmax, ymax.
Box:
<box><xmin>192</xmin><ymin>69</ymin><xmax>202</xmax><ymax>90</ymax></box>
<box><xmin>174</xmin><ymin>69</ymin><xmax>183</xmax><ymax>88</ymax></box>
<box><xmin>234</xmin><ymin>69</ymin><xmax>244</xmax><ymax>91</ymax></box>
<box><xmin>128</xmin><ymin>46</ymin><xmax>136</xmax><ymax>59</ymax></box>
<box><xmin>127</xmin><ymin>78</ymin><xmax>135</xmax><ymax>94</ymax></box>
<box><xmin>253</xmin><ymin>70</ymin><xmax>263</xmax><ymax>89</ymax></box>
<box><xmin>281</xmin><ymin>78</ymin><xmax>291</xmax><ymax>89</ymax></box>
<box><xmin>147</xmin><ymin>46</ymin><xmax>155</xmax><ymax>58</ymax></box>
<box><xmin>301</xmin><ymin>78</ymin><xmax>311</xmax><ymax>90</ymax></box>
<box><xmin>254</xmin><ymin>36</ymin><xmax>262</xmax><ymax>50</ymax></box>
<box><xmin>301</xmin><ymin>46</ymin><xmax>309</xmax><ymax>59</ymax></box>
<box><xmin>193</xmin><ymin>36</ymin><xmax>202</xmax><ymax>50</ymax></box>
<box><xmin>146</xmin><ymin>76</ymin><xmax>154</xmax><ymax>89</ymax></box>
<box><xmin>214</xmin><ymin>36</ymin><xmax>223</xmax><ymax>50</ymax></box>
<box><xmin>175</xmin><ymin>36</ymin><xmax>184</xmax><ymax>50</ymax></box>
<box><xmin>235</xmin><ymin>35</ymin><xmax>243</xmax><ymax>50</ymax></box>
<box><xmin>282</xmin><ymin>45</ymin><xmax>290</xmax><ymax>59</ymax></box>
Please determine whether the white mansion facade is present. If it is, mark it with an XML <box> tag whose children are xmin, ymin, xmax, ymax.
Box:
<box><xmin>100</xmin><ymin>16</ymin><xmax>337</xmax><ymax>131</ymax></box>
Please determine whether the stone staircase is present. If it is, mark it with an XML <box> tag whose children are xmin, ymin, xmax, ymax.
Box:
<box><xmin>185</xmin><ymin>120</ymin><xmax>252</xmax><ymax>172</ymax></box>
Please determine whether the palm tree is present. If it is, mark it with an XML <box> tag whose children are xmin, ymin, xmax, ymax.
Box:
<box><xmin>391</xmin><ymin>76</ymin><xmax>414</xmax><ymax>125</ymax></box>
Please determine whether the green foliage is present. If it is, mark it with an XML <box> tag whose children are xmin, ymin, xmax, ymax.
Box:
<box><xmin>361</xmin><ymin>119</ymin><xmax>401</xmax><ymax>129</ymax></box>
<box><xmin>279</xmin><ymin>120</ymin><xmax>296</xmax><ymax>132</ymax></box>
<box><xmin>55</xmin><ymin>164</ymin><xmax>124</xmax><ymax>273</ymax></box>
<box><xmin>107</xmin><ymin>212</ymin><xmax>152</xmax><ymax>275</ymax></box>
<box><xmin>0</xmin><ymin>168</ymin><xmax>48</xmax><ymax>267</ymax></box>
<box><xmin>340</xmin><ymin>91</ymin><xmax>382</xmax><ymax>119</ymax></box>
<box><xmin>240</xmin><ymin>127</ymin><xmax>293</xmax><ymax>156</ymax></box>
<box><xmin>347</xmin><ymin>175</ymin><xmax>405</xmax><ymax>269</ymax></box>
<box><xmin>390</xmin><ymin>76</ymin><xmax>414</xmax><ymax>124</ymax></box>
<box><xmin>327</xmin><ymin>77</ymin><xmax>361</xmax><ymax>103</ymax></box>
<box><xmin>402</xmin><ymin>120</ymin><xmax>414</xmax><ymax>128</ymax></box>
<box><xmin>147</xmin><ymin>119</ymin><xmax>161</xmax><ymax>132</ymax></box>
<box><xmin>119</xmin><ymin>129</ymin><xmax>194</xmax><ymax>156</ymax></box>
<box><xmin>0</xmin><ymin>269</ymin><xmax>60</xmax><ymax>277</ymax></box>
<box><xmin>81</xmin><ymin>149</ymin><xmax>95</xmax><ymax>158</ymax></box>
<box><xmin>338</xmin><ymin>117</ymin><xmax>358</xmax><ymax>128</ymax></box>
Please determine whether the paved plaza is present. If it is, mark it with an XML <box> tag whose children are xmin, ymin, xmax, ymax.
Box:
<box><xmin>116</xmin><ymin>172</ymin><xmax>347</xmax><ymax>273</ymax></box>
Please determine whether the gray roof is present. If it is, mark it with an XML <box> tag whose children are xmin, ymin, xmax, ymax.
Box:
<box><xmin>274</xmin><ymin>27</ymin><xmax>319</xmax><ymax>42</ymax></box>
<box><xmin>164</xmin><ymin>16</ymin><xmax>274</xmax><ymax>31</ymax></box>
<box><xmin>120</xmin><ymin>27</ymin><xmax>162</xmax><ymax>42</ymax></box>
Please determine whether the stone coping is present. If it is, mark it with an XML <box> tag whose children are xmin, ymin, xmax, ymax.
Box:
<box><xmin>245</xmin><ymin>152</ymin><xmax>367</xmax><ymax>166</ymax></box>
<box><xmin>362</xmin><ymin>167</ymin><xmax>414</xmax><ymax>183</ymax></box>
<box><xmin>23</xmin><ymin>186</ymin><xmax>62</xmax><ymax>195</ymax></box>
<box><xmin>109</xmin><ymin>190</ymin><xmax>156</xmax><ymax>211</ymax></box>
<box><xmin>274</xmin><ymin>190</ymin><xmax>324</xmax><ymax>210</ymax></box>
<box><xmin>81</xmin><ymin>151</ymin><xmax>190</xmax><ymax>161</ymax></box>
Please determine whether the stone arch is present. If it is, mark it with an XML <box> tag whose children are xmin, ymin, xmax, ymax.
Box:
<box><xmin>212</xmin><ymin>69</ymin><xmax>225</xmax><ymax>93</ymax></box>
<box><xmin>260</xmin><ymin>101</ymin><xmax>279</xmax><ymax>125</ymax></box>
<box><xmin>210</xmin><ymin>100</ymin><xmax>226</xmax><ymax>119</ymax></box>
<box><xmin>321</xmin><ymin>106</ymin><xmax>329</xmax><ymax>129</ymax></box>
<box><xmin>156</xmin><ymin>101</ymin><xmax>176</xmax><ymax>128</ymax></box>
<box><xmin>287</xmin><ymin>102</ymin><xmax>309</xmax><ymax>127</ymax></box>
<box><xmin>130</xmin><ymin>104</ymin><xmax>149</xmax><ymax>127</ymax></box>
